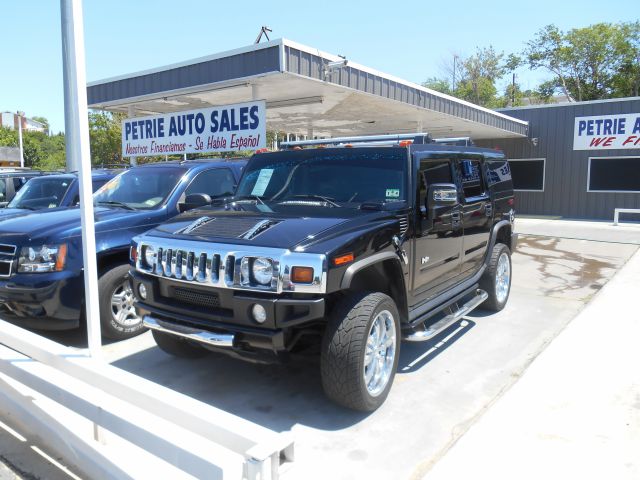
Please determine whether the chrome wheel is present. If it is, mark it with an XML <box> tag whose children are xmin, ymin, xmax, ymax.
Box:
<box><xmin>110</xmin><ymin>281</ymin><xmax>140</xmax><ymax>327</ymax></box>
<box><xmin>363</xmin><ymin>309</ymin><xmax>397</xmax><ymax>397</ymax></box>
<box><xmin>495</xmin><ymin>252</ymin><xmax>511</xmax><ymax>304</ymax></box>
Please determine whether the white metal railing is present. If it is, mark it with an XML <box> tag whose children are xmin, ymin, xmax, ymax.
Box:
<box><xmin>613</xmin><ymin>208</ymin><xmax>640</xmax><ymax>226</ymax></box>
<box><xmin>0</xmin><ymin>319</ymin><xmax>294</xmax><ymax>479</ymax></box>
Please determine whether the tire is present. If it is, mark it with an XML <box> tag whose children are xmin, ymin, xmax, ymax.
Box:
<box><xmin>321</xmin><ymin>292</ymin><xmax>400</xmax><ymax>412</ymax></box>
<box><xmin>98</xmin><ymin>264</ymin><xmax>145</xmax><ymax>340</ymax></box>
<box><xmin>480</xmin><ymin>243</ymin><xmax>512</xmax><ymax>312</ymax></box>
<box><xmin>152</xmin><ymin>330</ymin><xmax>209</xmax><ymax>358</ymax></box>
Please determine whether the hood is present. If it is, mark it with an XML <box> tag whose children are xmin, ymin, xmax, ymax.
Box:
<box><xmin>0</xmin><ymin>206</ymin><xmax>160</xmax><ymax>245</ymax></box>
<box><xmin>146</xmin><ymin>202</ymin><xmax>396</xmax><ymax>250</ymax></box>
<box><xmin>0</xmin><ymin>208</ymin><xmax>35</xmax><ymax>221</ymax></box>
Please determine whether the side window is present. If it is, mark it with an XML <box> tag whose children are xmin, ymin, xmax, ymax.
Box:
<box><xmin>418</xmin><ymin>159</ymin><xmax>454</xmax><ymax>206</ymax></box>
<box><xmin>185</xmin><ymin>168</ymin><xmax>236</xmax><ymax>198</ymax></box>
<box><xmin>13</xmin><ymin>177</ymin><xmax>27</xmax><ymax>192</ymax></box>
<box><xmin>458</xmin><ymin>160</ymin><xmax>486</xmax><ymax>199</ymax></box>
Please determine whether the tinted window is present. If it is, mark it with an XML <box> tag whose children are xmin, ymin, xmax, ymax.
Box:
<box><xmin>185</xmin><ymin>168</ymin><xmax>236</xmax><ymax>198</ymax></box>
<box><xmin>236</xmin><ymin>148</ymin><xmax>407</xmax><ymax>205</ymax></box>
<box><xmin>8</xmin><ymin>177</ymin><xmax>73</xmax><ymax>209</ymax></box>
<box><xmin>94</xmin><ymin>167</ymin><xmax>186</xmax><ymax>209</ymax></box>
<box><xmin>509</xmin><ymin>159</ymin><xmax>544</xmax><ymax>191</ymax></box>
<box><xmin>589</xmin><ymin>157</ymin><xmax>640</xmax><ymax>192</ymax></box>
<box><xmin>418</xmin><ymin>160</ymin><xmax>453</xmax><ymax>205</ymax></box>
<box><xmin>458</xmin><ymin>160</ymin><xmax>486</xmax><ymax>198</ymax></box>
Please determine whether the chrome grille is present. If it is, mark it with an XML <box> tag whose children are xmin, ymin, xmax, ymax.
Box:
<box><xmin>0</xmin><ymin>244</ymin><xmax>16</xmax><ymax>278</ymax></box>
<box><xmin>135</xmin><ymin>238</ymin><xmax>328</xmax><ymax>294</ymax></box>
<box><xmin>0</xmin><ymin>244</ymin><xmax>16</xmax><ymax>256</ymax></box>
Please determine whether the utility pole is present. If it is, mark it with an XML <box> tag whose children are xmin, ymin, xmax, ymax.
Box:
<box><xmin>60</xmin><ymin>0</ymin><xmax>102</xmax><ymax>357</ymax></box>
<box><xmin>452</xmin><ymin>55</ymin><xmax>458</xmax><ymax>92</ymax></box>
<box><xmin>16</xmin><ymin>111</ymin><xmax>24</xmax><ymax>168</ymax></box>
<box><xmin>512</xmin><ymin>73</ymin><xmax>516</xmax><ymax>106</ymax></box>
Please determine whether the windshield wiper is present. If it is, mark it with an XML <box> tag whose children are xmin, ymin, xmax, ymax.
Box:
<box><xmin>281</xmin><ymin>194</ymin><xmax>341</xmax><ymax>208</ymax></box>
<box><xmin>234</xmin><ymin>194</ymin><xmax>266</xmax><ymax>206</ymax></box>
<box><xmin>13</xmin><ymin>205</ymin><xmax>37</xmax><ymax>210</ymax></box>
<box><xmin>96</xmin><ymin>200</ymin><xmax>135</xmax><ymax>211</ymax></box>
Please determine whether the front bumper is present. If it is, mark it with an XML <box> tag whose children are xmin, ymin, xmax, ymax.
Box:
<box><xmin>130</xmin><ymin>269</ymin><xmax>326</xmax><ymax>354</ymax></box>
<box><xmin>0</xmin><ymin>270</ymin><xmax>84</xmax><ymax>329</ymax></box>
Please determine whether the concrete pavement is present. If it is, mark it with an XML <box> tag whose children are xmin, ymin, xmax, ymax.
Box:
<box><xmin>426</xmin><ymin>231</ymin><xmax>640</xmax><ymax>479</ymax></box>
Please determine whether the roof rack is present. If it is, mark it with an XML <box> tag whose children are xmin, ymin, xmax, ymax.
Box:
<box><xmin>432</xmin><ymin>137</ymin><xmax>475</xmax><ymax>146</ymax></box>
<box><xmin>280</xmin><ymin>133</ymin><xmax>433</xmax><ymax>148</ymax></box>
<box><xmin>280</xmin><ymin>133</ymin><xmax>475</xmax><ymax>149</ymax></box>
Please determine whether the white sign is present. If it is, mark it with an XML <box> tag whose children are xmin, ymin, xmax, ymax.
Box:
<box><xmin>574</xmin><ymin>113</ymin><xmax>640</xmax><ymax>150</ymax></box>
<box><xmin>122</xmin><ymin>100</ymin><xmax>266</xmax><ymax>157</ymax></box>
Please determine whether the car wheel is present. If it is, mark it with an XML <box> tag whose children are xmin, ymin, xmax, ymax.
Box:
<box><xmin>480</xmin><ymin>243</ymin><xmax>512</xmax><ymax>312</ymax></box>
<box><xmin>99</xmin><ymin>264</ymin><xmax>145</xmax><ymax>340</ymax></box>
<box><xmin>321</xmin><ymin>292</ymin><xmax>400</xmax><ymax>412</ymax></box>
<box><xmin>151</xmin><ymin>330</ymin><xmax>209</xmax><ymax>358</ymax></box>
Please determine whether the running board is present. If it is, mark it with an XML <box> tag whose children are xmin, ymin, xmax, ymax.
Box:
<box><xmin>403</xmin><ymin>289</ymin><xmax>488</xmax><ymax>342</ymax></box>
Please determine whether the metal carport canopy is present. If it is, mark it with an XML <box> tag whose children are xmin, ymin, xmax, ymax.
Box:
<box><xmin>87</xmin><ymin>38</ymin><xmax>528</xmax><ymax>140</ymax></box>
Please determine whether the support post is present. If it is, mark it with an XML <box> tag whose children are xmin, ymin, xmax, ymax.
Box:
<box><xmin>17</xmin><ymin>113</ymin><xmax>24</xmax><ymax>168</ymax></box>
<box><xmin>60</xmin><ymin>0</ymin><xmax>102</xmax><ymax>357</ymax></box>
<box><xmin>127</xmin><ymin>106</ymin><xmax>137</xmax><ymax>166</ymax></box>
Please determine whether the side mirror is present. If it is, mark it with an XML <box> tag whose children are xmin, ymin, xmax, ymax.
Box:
<box><xmin>426</xmin><ymin>183</ymin><xmax>458</xmax><ymax>209</ymax></box>
<box><xmin>179</xmin><ymin>193</ymin><xmax>211</xmax><ymax>213</ymax></box>
<box><xmin>0</xmin><ymin>202</ymin><xmax>7</xmax><ymax>209</ymax></box>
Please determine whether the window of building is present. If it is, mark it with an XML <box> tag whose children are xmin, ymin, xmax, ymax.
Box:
<box><xmin>508</xmin><ymin>158</ymin><xmax>545</xmax><ymax>191</ymax></box>
<box><xmin>588</xmin><ymin>157</ymin><xmax>640</xmax><ymax>193</ymax></box>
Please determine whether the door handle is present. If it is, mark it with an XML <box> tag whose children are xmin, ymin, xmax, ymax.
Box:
<box><xmin>451</xmin><ymin>211</ymin><xmax>461</xmax><ymax>221</ymax></box>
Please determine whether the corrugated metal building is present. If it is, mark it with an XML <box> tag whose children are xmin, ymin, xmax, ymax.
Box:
<box><xmin>476</xmin><ymin>97</ymin><xmax>640</xmax><ymax>220</ymax></box>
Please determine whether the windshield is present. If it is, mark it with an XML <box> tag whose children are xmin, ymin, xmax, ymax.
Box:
<box><xmin>93</xmin><ymin>167</ymin><xmax>186</xmax><ymax>210</ymax></box>
<box><xmin>8</xmin><ymin>176</ymin><xmax>73</xmax><ymax>210</ymax></box>
<box><xmin>236</xmin><ymin>148</ymin><xmax>408</xmax><ymax>206</ymax></box>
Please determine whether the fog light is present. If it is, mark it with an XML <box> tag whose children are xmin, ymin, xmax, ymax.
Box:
<box><xmin>138</xmin><ymin>283</ymin><xmax>147</xmax><ymax>300</ymax></box>
<box><xmin>251</xmin><ymin>303</ymin><xmax>267</xmax><ymax>324</ymax></box>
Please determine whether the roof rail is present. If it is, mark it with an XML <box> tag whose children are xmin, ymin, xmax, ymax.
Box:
<box><xmin>432</xmin><ymin>137</ymin><xmax>475</xmax><ymax>146</ymax></box>
<box><xmin>281</xmin><ymin>133</ymin><xmax>432</xmax><ymax>148</ymax></box>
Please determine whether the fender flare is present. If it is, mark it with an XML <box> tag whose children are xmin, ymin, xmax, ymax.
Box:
<box><xmin>340</xmin><ymin>251</ymin><xmax>402</xmax><ymax>290</ymax></box>
<box><xmin>486</xmin><ymin>220</ymin><xmax>514</xmax><ymax>262</ymax></box>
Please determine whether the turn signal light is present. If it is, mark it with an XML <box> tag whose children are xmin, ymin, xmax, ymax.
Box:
<box><xmin>55</xmin><ymin>244</ymin><xmax>68</xmax><ymax>271</ymax></box>
<box><xmin>291</xmin><ymin>266</ymin><xmax>314</xmax><ymax>283</ymax></box>
<box><xmin>399</xmin><ymin>140</ymin><xmax>413</xmax><ymax>147</ymax></box>
<box><xmin>333</xmin><ymin>253</ymin><xmax>354</xmax><ymax>266</ymax></box>
<box><xmin>130</xmin><ymin>245</ymin><xmax>138</xmax><ymax>263</ymax></box>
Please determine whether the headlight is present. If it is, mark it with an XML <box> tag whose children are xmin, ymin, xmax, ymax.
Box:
<box><xmin>252</xmin><ymin>257</ymin><xmax>273</xmax><ymax>285</ymax></box>
<box><xmin>142</xmin><ymin>245</ymin><xmax>155</xmax><ymax>268</ymax></box>
<box><xmin>18</xmin><ymin>244</ymin><xmax>68</xmax><ymax>273</ymax></box>
<box><xmin>240</xmin><ymin>256</ymin><xmax>274</xmax><ymax>286</ymax></box>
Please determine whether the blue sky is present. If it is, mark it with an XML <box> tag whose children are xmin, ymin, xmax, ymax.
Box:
<box><xmin>1</xmin><ymin>0</ymin><xmax>636</xmax><ymax>133</ymax></box>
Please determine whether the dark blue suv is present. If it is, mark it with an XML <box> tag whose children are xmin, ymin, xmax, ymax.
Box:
<box><xmin>0</xmin><ymin>170</ymin><xmax>118</xmax><ymax>221</ymax></box>
<box><xmin>0</xmin><ymin>159</ymin><xmax>246</xmax><ymax>339</ymax></box>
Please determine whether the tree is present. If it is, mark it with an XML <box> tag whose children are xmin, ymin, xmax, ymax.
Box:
<box><xmin>613</xmin><ymin>21</ymin><xmax>640</xmax><ymax>97</ymax></box>
<box><xmin>89</xmin><ymin>111</ymin><xmax>124</xmax><ymax>166</ymax></box>
<box><xmin>524</xmin><ymin>22</ymin><xmax>634</xmax><ymax>101</ymax></box>
<box><xmin>422</xmin><ymin>77</ymin><xmax>452</xmax><ymax>95</ymax></box>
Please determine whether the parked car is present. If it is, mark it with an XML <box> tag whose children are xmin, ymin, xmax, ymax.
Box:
<box><xmin>129</xmin><ymin>134</ymin><xmax>517</xmax><ymax>411</ymax></box>
<box><xmin>0</xmin><ymin>170</ymin><xmax>117</xmax><ymax>221</ymax></box>
<box><xmin>0</xmin><ymin>168</ymin><xmax>47</xmax><ymax>207</ymax></box>
<box><xmin>0</xmin><ymin>159</ymin><xmax>246</xmax><ymax>339</ymax></box>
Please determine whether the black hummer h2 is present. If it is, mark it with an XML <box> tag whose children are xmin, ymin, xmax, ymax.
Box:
<box><xmin>130</xmin><ymin>133</ymin><xmax>517</xmax><ymax>411</ymax></box>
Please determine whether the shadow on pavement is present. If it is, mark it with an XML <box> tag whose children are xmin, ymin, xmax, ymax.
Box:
<box><xmin>110</xmin><ymin>317</ymin><xmax>476</xmax><ymax>433</ymax></box>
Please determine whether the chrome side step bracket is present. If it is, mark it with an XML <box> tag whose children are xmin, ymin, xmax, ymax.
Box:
<box><xmin>143</xmin><ymin>316</ymin><xmax>235</xmax><ymax>348</ymax></box>
<box><xmin>403</xmin><ymin>289</ymin><xmax>488</xmax><ymax>342</ymax></box>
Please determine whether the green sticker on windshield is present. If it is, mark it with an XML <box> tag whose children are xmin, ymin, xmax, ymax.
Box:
<box><xmin>385</xmin><ymin>188</ymin><xmax>400</xmax><ymax>198</ymax></box>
